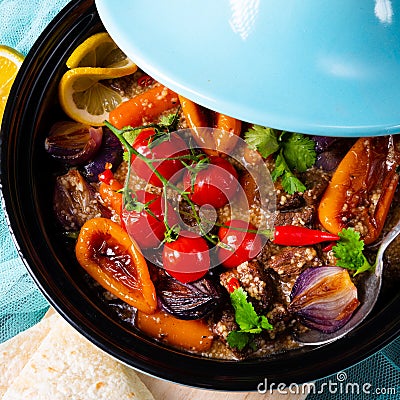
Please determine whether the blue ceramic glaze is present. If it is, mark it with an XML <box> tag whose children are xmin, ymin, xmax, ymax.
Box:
<box><xmin>96</xmin><ymin>0</ymin><xmax>400</xmax><ymax>136</ymax></box>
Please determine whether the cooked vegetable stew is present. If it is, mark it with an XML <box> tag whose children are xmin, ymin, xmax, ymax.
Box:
<box><xmin>46</xmin><ymin>34</ymin><xmax>400</xmax><ymax>360</ymax></box>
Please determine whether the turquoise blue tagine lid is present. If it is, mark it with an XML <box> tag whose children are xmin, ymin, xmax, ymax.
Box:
<box><xmin>96</xmin><ymin>0</ymin><xmax>400</xmax><ymax>137</ymax></box>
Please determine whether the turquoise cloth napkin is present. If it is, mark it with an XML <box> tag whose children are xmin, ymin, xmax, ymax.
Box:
<box><xmin>0</xmin><ymin>0</ymin><xmax>70</xmax><ymax>343</ymax></box>
<box><xmin>0</xmin><ymin>1</ymin><xmax>399</xmax><ymax>399</ymax></box>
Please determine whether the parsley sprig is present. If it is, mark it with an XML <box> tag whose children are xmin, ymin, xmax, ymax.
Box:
<box><xmin>333</xmin><ymin>228</ymin><xmax>373</xmax><ymax>275</ymax></box>
<box><xmin>227</xmin><ymin>287</ymin><xmax>273</xmax><ymax>350</ymax></box>
<box><xmin>244</xmin><ymin>126</ymin><xmax>316</xmax><ymax>194</ymax></box>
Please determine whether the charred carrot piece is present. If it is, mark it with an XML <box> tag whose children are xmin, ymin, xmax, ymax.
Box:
<box><xmin>98</xmin><ymin>183</ymin><xmax>122</xmax><ymax>215</ymax></box>
<box><xmin>178</xmin><ymin>94</ymin><xmax>209</xmax><ymax>128</ymax></box>
<box><xmin>213</xmin><ymin>112</ymin><xmax>242</xmax><ymax>156</ymax></box>
<box><xmin>178</xmin><ymin>94</ymin><xmax>217</xmax><ymax>154</ymax></box>
<box><xmin>98</xmin><ymin>168</ymin><xmax>123</xmax><ymax>214</ymax></box>
<box><xmin>136</xmin><ymin>310</ymin><xmax>213</xmax><ymax>352</ymax></box>
<box><xmin>179</xmin><ymin>95</ymin><xmax>242</xmax><ymax>156</ymax></box>
<box><xmin>109</xmin><ymin>85</ymin><xmax>179</xmax><ymax>129</ymax></box>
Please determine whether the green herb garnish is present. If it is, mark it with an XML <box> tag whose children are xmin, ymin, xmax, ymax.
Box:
<box><xmin>333</xmin><ymin>228</ymin><xmax>373</xmax><ymax>275</ymax></box>
<box><xmin>244</xmin><ymin>125</ymin><xmax>280</xmax><ymax>158</ymax></box>
<box><xmin>227</xmin><ymin>287</ymin><xmax>273</xmax><ymax>350</ymax></box>
<box><xmin>271</xmin><ymin>150</ymin><xmax>306</xmax><ymax>194</ymax></box>
<box><xmin>121</xmin><ymin>109</ymin><xmax>181</xmax><ymax>161</ymax></box>
<box><xmin>244</xmin><ymin>126</ymin><xmax>316</xmax><ymax>194</ymax></box>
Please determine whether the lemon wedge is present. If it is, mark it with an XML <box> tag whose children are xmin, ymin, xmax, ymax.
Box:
<box><xmin>0</xmin><ymin>45</ymin><xmax>24</xmax><ymax>125</ymax></box>
<box><xmin>59</xmin><ymin>32</ymin><xmax>137</xmax><ymax>126</ymax></box>
<box><xmin>66</xmin><ymin>32</ymin><xmax>136</xmax><ymax>76</ymax></box>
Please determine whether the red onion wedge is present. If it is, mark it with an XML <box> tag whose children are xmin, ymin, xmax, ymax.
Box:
<box><xmin>45</xmin><ymin>121</ymin><xmax>103</xmax><ymax>165</ymax></box>
<box><xmin>289</xmin><ymin>266</ymin><xmax>360</xmax><ymax>333</ymax></box>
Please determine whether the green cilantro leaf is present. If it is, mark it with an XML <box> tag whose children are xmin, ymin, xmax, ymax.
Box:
<box><xmin>271</xmin><ymin>151</ymin><xmax>306</xmax><ymax>194</ymax></box>
<box><xmin>227</xmin><ymin>287</ymin><xmax>273</xmax><ymax>350</ymax></box>
<box><xmin>244</xmin><ymin>126</ymin><xmax>316</xmax><ymax>195</ymax></box>
<box><xmin>159</xmin><ymin>113</ymin><xmax>177</xmax><ymax>128</ymax></box>
<box><xmin>333</xmin><ymin>228</ymin><xmax>373</xmax><ymax>275</ymax></box>
<box><xmin>281</xmin><ymin>132</ymin><xmax>316</xmax><ymax>172</ymax></box>
<box><xmin>226</xmin><ymin>331</ymin><xmax>251</xmax><ymax>351</ymax></box>
<box><xmin>230</xmin><ymin>287</ymin><xmax>262</xmax><ymax>330</ymax></box>
<box><xmin>244</xmin><ymin>125</ymin><xmax>280</xmax><ymax>158</ymax></box>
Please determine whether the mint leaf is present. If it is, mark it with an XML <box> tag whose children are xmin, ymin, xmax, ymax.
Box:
<box><xmin>333</xmin><ymin>228</ymin><xmax>373</xmax><ymax>275</ymax></box>
<box><xmin>281</xmin><ymin>133</ymin><xmax>316</xmax><ymax>172</ymax></box>
<box><xmin>244</xmin><ymin>125</ymin><xmax>280</xmax><ymax>158</ymax></box>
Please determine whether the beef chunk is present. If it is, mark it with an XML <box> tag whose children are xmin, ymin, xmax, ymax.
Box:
<box><xmin>274</xmin><ymin>205</ymin><xmax>316</xmax><ymax>227</ymax></box>
<box><xmin>267</xmin><ymin>246</ymin><xmax>317</xmax><ymax>277</ymax></box>
<box><xmin>302</xmin><ymin>168</ymin><xmax>331</xmax><ymax>206</ymax></box>
<box><xmin>220</xmin><ymin>260</ymin><xmax>275</xmax><ymax>311</ymax></box>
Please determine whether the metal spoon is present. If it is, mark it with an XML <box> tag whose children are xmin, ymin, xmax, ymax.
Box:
<box><xmin>296</xmin><ymin>218</ymin><xmax>400</xmax><ymax>346</ymax></box>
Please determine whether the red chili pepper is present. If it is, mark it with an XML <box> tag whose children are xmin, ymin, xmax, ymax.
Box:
<box><xmin>273</xmin><ymin>225</ymin><xmax>340</xmax><ymax>246</ymax></box>
<box><xmin>98</xmin><ymin>168</ymin><xmax>114</xmax><ymax>185</ymax></box>
<box><xmin>137</xmin><ymin>74</ymin><xmax>154</xmax><ymax>87</ymax></box>
<box><xmin>322</xmin><ymin>242</ymin><xmax>335</xmax><ymax>252</ymax></box>
<box><xmin>227</xmin><ymin>277</ymin><xmax>240</xmax><ymax>293</ymax></box>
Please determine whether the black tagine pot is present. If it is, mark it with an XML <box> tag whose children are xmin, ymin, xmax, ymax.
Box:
<box><xmin>1</xmin><ymin>0</ymin><xmax>399</xmax><ymax>391</ymax></box>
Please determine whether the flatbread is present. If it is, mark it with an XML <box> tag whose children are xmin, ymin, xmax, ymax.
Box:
<box><xmin>0</xmin><ymin>313</ymin><xmax>57</xmax><ymax>397</ymax></box>
<box><xmin>1</xmin><ymin>314</ymin><xmax>154</xmax><ymax>400</ymax></box>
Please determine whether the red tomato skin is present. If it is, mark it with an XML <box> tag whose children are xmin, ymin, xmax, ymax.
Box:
<box><xmin>183</xmin><ymin>156</ymin><xmax>238</xmax><ymax>208</ymax></box>
<box><xmin>131</xmin><ymin>129</ymin><xmax>189</xmax><ymax>187</ymax></box>
<box><xmin>163</xmin><ymin>231</ymin><xmax>210</xmax><ymax>283</ymax></box>
<box><xmin>217</xmin><ymin>219</ymin><xmax>263</xmax><ymax>268</ymax></box>
<box><xmin>122</xmin><ymin>190</ymin><xmax>179</xmax><ymax>249</ymax></box>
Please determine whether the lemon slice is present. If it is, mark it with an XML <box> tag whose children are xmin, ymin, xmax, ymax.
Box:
<box><xmin>66</xmin><ymin>32</ymin><xmax>137</xmax><ymax>76</ymax></box>
<box><xmin>59</xmin><ymin>32</ymin><xmax>137</xmax><ymax>125</ymax></box>
<box><xmin>0</xmin><ymin>45</ymin><xmax>24</xmax><ymax>125</ymax></box>
<box><xmin>59</xmin><ymin>67</ymin><xmax>125</xmax><ymax>126</ymax></box>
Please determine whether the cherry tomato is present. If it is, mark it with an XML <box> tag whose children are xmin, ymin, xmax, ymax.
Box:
<box><xmin>131</xmin><ymin>128</ymin><xmax>189</xmax><ymax>187</ymax></box>
<box><xmin>183</xmin><ymin>156</ymin><xmax>238</xmax><ymax>208</ymax></box>
<box><xmin>163</xmin><ymin>231</ymin><xmax>210</xmax><ymax>283</ymax></box>
<box><xmin>217</xmin><ymin>219</ymin><xmax>263</xmax><ymax>268</ymax></box>
<box><xmin>122</xmin><ymin>190</ymin><xmax>179</xmax><ymax>249</ymax></box>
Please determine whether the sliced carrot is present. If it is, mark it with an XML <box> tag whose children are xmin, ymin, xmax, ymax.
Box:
<box><xmin>213</xmin><ymin>112</ymin><xmax>242</xmax><ymax>156</ymax></box>
<box><xmin>178</xmin><ymin>94</ymin><xmax>209</xmax><ymax>128</ymax></box>
<box><xmin>179</xmin><ymin>95</ymin><xmax>241</xmax><ymax>156</ymax></box>
<box><xmin>178</xmin><ymin>94</ymin><xmax>216</xmax><ymax>154</ymax></box>
<box><xmin>109</xmin><ymin>85</ymin><xmax>179</xmax><ymax>129</ymax></box>
<box><xmin>76</xmin><ymin>217</ymin><xmax>157</xmax><ymax>314</ymax></box>
<box><xmin>318</xmin><ymin>136</ymin><xmax>400</xmax><ymax>244</ymax></box>
<box><xmin>136</xmin><ymin>310</ymin><xmax>213</xmax><ymax>352</ymax></box>
<box><xmin>98</xmin><ymin>177</ymin><xmax>123</xmax><ymax>214</ymax></box>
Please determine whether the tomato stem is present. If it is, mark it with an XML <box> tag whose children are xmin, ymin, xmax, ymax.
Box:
<box><xmin>106</xmin><ymin>121</ymin><xmax>220</xmax><ymax>245</ymax></box>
